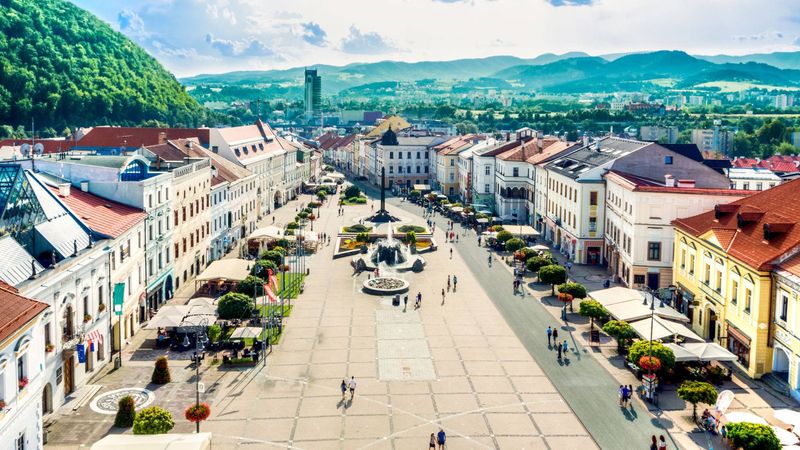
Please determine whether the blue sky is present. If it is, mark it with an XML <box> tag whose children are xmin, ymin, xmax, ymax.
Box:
<box><xmin>72</xmin><ymin>0</ymin><xmax>800</xmax><ymax>77</ymax></box>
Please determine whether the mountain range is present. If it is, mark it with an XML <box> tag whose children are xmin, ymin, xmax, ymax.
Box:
<box><xmin>183</xmin><ymin>50</ymin><xmax>800</xmax><ymax>96</ymax></box>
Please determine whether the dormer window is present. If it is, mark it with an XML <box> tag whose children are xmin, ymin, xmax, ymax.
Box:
<box><xmin>234</xmin><ymin>148</ymin><xmax>241</xmax><ymax>156</ymax></box>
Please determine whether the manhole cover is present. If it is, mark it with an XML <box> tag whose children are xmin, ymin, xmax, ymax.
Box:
<box><xmin>90</xmin><ymin>387</ymin><xmax>155</xmax><ymax>415</ymax></box>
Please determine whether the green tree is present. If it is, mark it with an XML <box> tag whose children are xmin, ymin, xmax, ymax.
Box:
<box><xmin>217</xmin><ymin>293</ymin><xmax>254</xmax><ymax>320</ymax></box>
<box><xmin>252</xmin><ymin>259</ymin><xmax>278</xmax><ymax>278</ymax></box>
<box><xmin>496</xmin><ymin>230</ymin><xmax>513</xmax><ymax>244</ymax></box>
<box><xmin>578</xmin><ymin>299</ymin><xmax>608</xmax><ymax>331</ymax></box>
<box><xmin>344</xmin><ymin>185</ymin><xmax>361</xmax><ymax>199</ymax></box>
<box><xmin>236</xmin><ymin>275</ymin><xmax>266</xmax><ymax>297</ymax></box>
<box><xmin>151</xmin><ymin>356</ymin><xmax>171</xmax><ymax>385</ymax></box>
<box><xmin>317</xmin><ymin>191</ymin><xmax>328</xmax><ymax>200</ymax></box>
<box><xmin>403</xmin><ymin>231</ymin><xmax>417</xmax><ymax>245</ymax></box>
<box><xmin>602</xmin><ymin>320</ymin><xmax>637</xmax><ymax>353</ymax></box>
<box><xmin>526</xmin><ymin>254</ymin><xmax>553</xmax><ymax>273</ymax></box>
<box><xmin>726</xmin><ymin>422</ymin><xmax>781</xmax><ymax>450</ymax></box>
<box><xmin>538</xmin><ymin>265</ymin><xmax>567</xmax><ymax>295</ymax></box>
<box><xmin>775</xmin><ymin>142</ymin><xmax>799</xmax><ymax>155</ymax></box>
<box><xmin>114</xmin><ymin>395</ymin><xmax>136</xmax><ymax>428</ymax></box>
<box><xmin>505</xmin><ymin>238</ymin><xmax>525</xmax><ymax>252</ymax></box>
<box><xmin>558</xmin><ymin>282</ymin><xmax>587</xmax><ymax>299</ymax></box>
<box><xmin>132</xmin><ymin>406</ymin><xmax>175</xmax><ymax>435</ymax></box>
<box><xmin>207</xmin><ymin>324</ymin><xmax>222</xmax><ymax>343</ymax></box>
<box><xmin>628</xmin><ymin>340</ymin><xmax>676</xmax><ymax>372</ymax></box>
<box><xmin>677</xmin><ymin>381</ymin><xmax>718</xmax><ymax>421</ymax></box>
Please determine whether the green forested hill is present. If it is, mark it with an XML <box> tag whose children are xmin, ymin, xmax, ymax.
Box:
<box><xmin>0</xmin><ymin>0</ymin><xmax>213</xmax><ymax>135</ymax></box>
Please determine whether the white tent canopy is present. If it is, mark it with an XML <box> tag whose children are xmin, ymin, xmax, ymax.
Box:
<box><xmin>681</xmin><ymin>342</ymin><xmax>737</xmax><ymax>362</ymax></box>
<box><xmin>667</xmin><ymin>343</ymin><xmax>699</xmax><ymax>362</ymax></box>
<box><xmin>91</xmin><ymin>433</ymin><xmax>212</xmax><ymax>450</ymax></box>
<box><xmin>500</xmin><ymin>225</ymin><xmax>540</xmax><ymax>237</ymax></box>
<box><xmin>629</xmin><ymin>316</ymin><xmax>703</xmax><ymax>342</ymax></box>
<box><xmin>248</xmin><ymin>226</ymin><xmax>284</xmax><ymax>240</ymax></box>
<box><xmin>144</xmin><ymin>300</ymin><xmax>217</xmax><ymax>330</ymax></box>
<box><xmin>230</xmin><ymin>326</ymin><xmax>263</xmax><ymax>340</ymax></box>
<box><xmin>589</xmin><ymin>287</ymin><xmax>689</xmax><ymax>323</ymax></box>
<box><xmin>196</xmin><ymin>258</ymin><xmax>252</xmax><ymax>282</ymax></box>
<box><xmin>528</xmin><ymin>244</ymin><xmax>550</xmax><ymax>253</ymax></box>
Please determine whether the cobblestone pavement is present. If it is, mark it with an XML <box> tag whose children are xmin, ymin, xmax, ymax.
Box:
<box><xmin>46</xmin><ymin>191</ymin><xmax>595</xmax><ymax>449</ymax></box>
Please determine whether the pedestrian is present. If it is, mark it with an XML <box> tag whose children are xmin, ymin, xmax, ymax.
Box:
<box><xmin>547</xmin><ymin>326</ymin><xmax>553</xmax><ymax>345</ymax></box>
<box><xmin>456</xmin><ymin>234</ymin><xmax>459</xmax><ymax>243</ymax></box>
<box><xmin>452</xmin><ymin>275</ymin><xmax>458</xmax><ymax>292</ymax></box>
<box><xmin>658</xmin><ymin>435</ymin><xmax>667</xmax><ymax>450</ymax></box>
<box><xmin>552</xmin><ymin>328</ymin><xmax>558</xmax><ymax>343</ymax></box>
<box><xmin>488</xmin><ymin>254</ymin><xmax>492</xmax><ymax>267</ymax></box>
<box><xmin>566</xmin><ymin>261</ymin><xmax>573</xmax><ymax>272</ymax></box>
<box><xmin>650</xmin><ymin>435</ymin><xmax>658</xmax><ymax>450</ymax></box>
<box><xmin>477</xmin><ymin>236</ymin><xmax>482</xmax><ymax>246</ymax></box>
<box><xmin>437</xmin><ymin>429</ymin><xmax>446</xmax><ymax>450</ymax></box>
<box><xmin>341</xmin><ymin>379</ymin><xmax>347</xmax><ymax>399</ymax></box>
<box><xmin>557</xmin><ymin>342</ymin><xmax>562</xmax><ymax>360</ymax></box>
<box><xmin>450</xmin><ymin>248</ymin><xmax>453</xmax><ymax>259</ymax></box>
<box><xmin>429</xmin><ymin>433</ymin><xmax>436</xmax><ymax>449</ymax></box>
<box><xmin>441</xmin><ymin>288</ymin><xmax>446</xmax><ymax>304</ymax></box>
<box><xmin>562</xmin><ymin>340</ymin><xmax>569</xmax><ymax>357</ymax></box>
<box><xmin>349</xmin><ymin>376</ymin><xmax>356</xmax><ymax>399</ymax></box>
<box><xmin>621</xmin><ymin>385</ymin><xmax>629</xmax><ymax>407</ymax></box>
<box><xmin>627</xmin><ymin>384</ymin><xmax>634</xmax><ymax>406</ymax></box>
<box><xmin>447</xmin><ymin>275</ymin><xmax>451</xmax><ymax>292</ymax></box>
<box><xmin>403</xmin><ymin>295</ymin><xmax>408</xmax><ymax>310</ymax></box>
<box><xmin>618</xmin><ymin>385</ymin><xmax>624</xmax><ymax>406</ymax></box>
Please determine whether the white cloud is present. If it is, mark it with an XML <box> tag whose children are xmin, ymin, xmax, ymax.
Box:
<box><xmin>204</xmin><ymin>33</ymin><xmax>280</xmax><ymax>58</ymax></box>
<box><xmin>300</xmin><ymin>22</ymin><xmax>327</xmax><ymax>47</ymax></box>
<box><xmin>117</xmin><ymin>9</ymin><xmax>146</xmax><ymax>36</ymax></box>
<box><xmin>341</xmin><ymin>26</ymin><xmax>395</xmax><ymax>54</ymax></box>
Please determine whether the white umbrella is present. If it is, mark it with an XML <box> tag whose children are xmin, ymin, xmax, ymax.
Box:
<box><xmin>770</xmin><ymin>426</ymin><xmax>799</xmax><ymax>446</ymax></box>
<box><xmin>724</xmin><ymin>411</ymin><xmax>768</xmax><ymax>425</ymax></box>
<box><xmin>529</xmin><ymin>244</ymin><xmax>550</xmax><ymax>252</ymax></box>
<box><xmin>666</xmin><ymin>343</ymin><xmax>698</xmax><ymax>362</ymax></box>
<box><xmin>230</xmin><ymin>327</ymin><xmax>263</xmax><ymax>340</ymax></box>
<box><xmin>681</xmin><ymin>342</ymin><xmax>738</xmax><ymax>362</ymax></box>
<box><xmin>775</xmin><ymin>409</ymin><xmax>800</xmax><ymax>429</ymax></box>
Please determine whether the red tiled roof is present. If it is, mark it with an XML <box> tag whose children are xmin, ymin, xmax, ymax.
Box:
<box><xmin>606</xmin><ymin>171</ymin><xmax>753</xmax><ymax>196</ymax></box>
<box><xmin>733</xmin><ymin>156</ymin><xmax>800</xmax><ymax>173</ymax></box>
<box><xmin>434</xmin><ymin>135</ymin><xmax>484</xmax><ymax>155</ymax></box>
<box><xmin>779</xmin><ymin>253</ymin><xmax>800</xmax><ymax>278</ymax></box>
<box><xmin>76</xmin><ymin>127</ymin><xmax>209</xmax><ymax>149</ymax></box>
<box><xmin>673</xmin><ymin>178</ymin><xmax>800</xmax><ymax>270</ymax></box>
<box><xmin>0</xmin><ymin>285</ymin><xmax>48</xmax><ymax>344</ymax></box>
<box><xmin>497</xmin><ymin>138</ymin><xmax>540</xmax><ymax>161</ymax></box>
<box><xmin>47</xmin><ymin>186</ymin><xmax>147</xmax><ymax>238</ymax></box>
<box><xmin>526</xmin><ymin>141</ymin><xmax>579</xmax><ymax>165</ymax></box>
<box><xmin>0</xmin><ymin>139</ymin><xmax>73</xmax><ymax>154</ymax></box>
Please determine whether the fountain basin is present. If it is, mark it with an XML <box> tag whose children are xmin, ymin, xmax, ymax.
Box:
<box><xmin>363</xmin><ymin>277</ymin><xmax>410</xmax><ymax>295</ymax></box>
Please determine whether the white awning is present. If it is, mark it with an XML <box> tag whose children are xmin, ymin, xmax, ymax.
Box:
<box><xmin>666</xmin><ymin>343</ymin><xmax>699</xmax><ymax>362</ymax></box>
<box><xmin>628</xmin><ymin>316</ymin><xmax>703</xmax><ymax>342</ymax></box>
<box><xmin>196</xmin><ymin>258</ymin><xmax>252</xmax><ymax>282</ymax></box>
<box><xmin>248</xmin><ymin>226</ymin><xmax>284</xmax><ymax>240</ymax></box>
<box><xmin>230</xmin><ymin>327</ymin><xmax>262</xmax><ymax>340</ymax></box>
<box><xmin>590</xmin><ymin>287</ymin><xmax>689</xmax><ymax>323</ymax></box>
<box><xmin>91</xmin><ymin>432</ymin><xmax>212</xmax><ymax>450</ymax></box>
<box><xmin>680</xmin><ymin>342</ymin><xmax>738</xmax><ymax>362</ymax></box>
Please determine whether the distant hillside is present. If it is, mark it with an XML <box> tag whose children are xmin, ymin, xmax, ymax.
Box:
<box><xmin>0</xmin><ymin>0</ymin><xmax>211</xmax><ymax>133</ymax></box>
<box><xmin>697</xmin><ymin>51</ymin><xmax>800</xmax><ymax>71</ymax></box>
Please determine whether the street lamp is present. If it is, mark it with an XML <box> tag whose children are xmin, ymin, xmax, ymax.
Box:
<box><xmin>641</xmin><ymin>286</ymin><xmax>664</xmax><ymax>402</ymax></box>
<box><xmin>182</xmin><ymin>315</ymin><xmax>209</xmax><ymax>433</ymax></box>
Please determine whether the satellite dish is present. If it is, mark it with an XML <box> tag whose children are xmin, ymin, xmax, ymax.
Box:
<box><xmin>20</xmin><ymin>143</ymin><xmax>30</xmax><ymax>157</ymax></box>
<box><xmin>34</xmin><ymin>143</ymin><xmax>44</xmax><ymax>156</ymax></box>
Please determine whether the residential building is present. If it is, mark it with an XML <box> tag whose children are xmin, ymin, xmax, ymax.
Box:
<box><xmin>673</xmin><ymin>179</ymin><xmax>800</xmax><ymax>378</ymax></box>
<box><xmin>371</xmin><ymin>129</ymin><xmax>445</xmax><ymax>192</ymax></box>
<box><xmin>691</xmin><ymin>128</ymin><xmax>733</xmax><ymax>154</ymax></box>
<box><xmin>304</xmin><ymin>69</ymin><xmax>322</xmax><ymax>122</ymax></box>
<box><xmin>639</xmin><ymin>126</ymin><xmax>679</xmax><ymax>144</ymax></box>
<box><xmin>0</xmin><ymin>285</ymin><xmax>48</xmax><ymax>450</ymax></box>
<box><xmin>772</xmin><ymin>257</ymin><xmax>800</xmax><ymax>402</ymax></box>
<box><xmin>727</xmin><ymin>167</ymin><xmax>782</xmax><ymax>191</ymax></box>
<box><xmin>31</xmin><ymin>154</ymin><xmax>175</xmax><ymax>322</ymax></box>
<box><xmin>494</xmin><ymin>129</ymin><xmax>539</xmax><ymax>223</ymax></box>
<box><xmin>529</xmin><ymin>141</ymin><xmax>581</xmax><ymax>231</ymax></box>
<box><xmin>318</xmin><ymin>132</ymin><xmax>357</xmax><ymax>173</ymax></box>
<box><xmin>471</xmin><ymin>140</ymin><xmax>520</xmax><ymax>212</ymax></box>
<box><xmin>433</xmin><ymin>135</ymin><xmax>484</xmax><ymax>197</ymax></box>
<box><xmin>364</xmin><ymin>115</ymin><xmax>411</xmax><ymax>140</ymax></box>
<box><xmin>142</xmin><ymin>140</ymin><xmax>212</xmax><ymax>292</ymax></box>
<box><xmin>457</xmin><ymin>139</ymin><xmax>495</xmax><ymax>204</ymax></box>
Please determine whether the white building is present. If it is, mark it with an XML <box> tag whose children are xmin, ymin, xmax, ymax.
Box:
<box><xmin>0</xmin><ymin>287</ymin><xmax>48</xmax><ymax>450</ymax></box>
<box><xmin>728</xmin><ymin>167</ymin><xmax>782</xmax><ymax>191</ymax></box>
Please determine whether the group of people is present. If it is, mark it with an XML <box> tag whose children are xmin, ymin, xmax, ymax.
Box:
<box><xmin>546</xmin><ymin>326</ymin><xmax>570</xmax><ymax>360</ymax></box>
<box><xmin>339</xmin><ymin>376</ymin><xmax>357</xmax><ymax>401</ymax></box>
<box><xmin>428</xmin><ymin>429</ymin><xmax>446</xmax><ymax>449</ymax></box>
<box><xmin>618</xmin><ymin>384</ymin><xmax>635</xmax><ymax>407</ymax></box>
<box><xmin>648</xmin><ymin>435</ymin><xmax>668</xmax><ymax>450</ymax></box>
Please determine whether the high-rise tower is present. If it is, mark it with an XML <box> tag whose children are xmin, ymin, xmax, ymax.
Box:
<box><xmin>304</xmin><ymin>68</ymin><xmax>321</xmax><ymax>122</ymax></box>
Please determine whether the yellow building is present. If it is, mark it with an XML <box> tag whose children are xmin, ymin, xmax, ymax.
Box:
<box><xmin>673</xmin><ymin>179</ymin><xmax>800</xmax><ymax>379</ymax></box>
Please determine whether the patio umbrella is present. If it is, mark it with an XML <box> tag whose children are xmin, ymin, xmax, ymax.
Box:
<box><xmin>681</xmin><ymin>342</ymin><xmax>738</xmax><ymax>362</ymax></box>
<box><xmin>775</xmin><ymin>409</ymin><xmax>800</xmax><ymax>429</ymax></box>
<box><xmin>770</xmin><ymin>426</ymin><xmax>799</xmax><ymax>446</ymax></box>
<box><xmin>230</xmin><ymin>327</ymin><xmax>263</xmax><ymax>340</ymax></box>
<box><xmin>529</xmin><ymin>244</ymin><xmax>550</xmax><ymax>252</ymax></box>
<box><xmin>724</xmin><ymin>411</ymin><xmax>768</xmax><ymax>425</ymax></box>
<box><xmin>478</xmin><ymin>210</ymin><xmax>492</xmax><ymax>215</ymax></box>
<box><xmin>665</xmin><ymin>343</ymin><xmax>698</xmax><ymax>362</ymax></box>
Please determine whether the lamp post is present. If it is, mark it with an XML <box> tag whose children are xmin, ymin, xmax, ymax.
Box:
<box><xmin>641</xmin><ymin>286</ymin><xmax>664</xmax><ymax>402</ymax></box>
<box><xmin>182</xmin><ymin>316</ymin><xmax>208</xmax><ymax>433</ymax></box>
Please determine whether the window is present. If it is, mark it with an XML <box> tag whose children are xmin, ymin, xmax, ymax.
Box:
<box><xmin>780</xmin><ymin>294</ymin><xmax>789</xmax><ymax>321</ymax></box>
<box><xmin>689</xmin><ymin>254</ymin><xmax>695</xmax><ymax>274</ymax></box>
<box><xmin>680</xmin><ymin>249</ymin><xmax>686</xmax><ymax>268</ymax></box>
<box><xmin>756</xmin><ymin>182</ymin><xmax>763</xmax><ymax>191</ymax></box>
<box><xmin>98</xmin><ymin>286</ymin><xmax>104</xmax><ymax>307</ymax></box>
<box><xmin>416</xmin><ymin>166</ymin><xmax>421</xmax><ymax>173</ymax></box>
<box><xmin>425</xmin><ymin>152</ymin><xmax>429</xmax><ymax>159</ymax></box>
<box><xmin>715</xmin><ymin>271</ymin><xmax>723</xmax><ymax>292</ymax></box>
<box><xmin>731</xmin><ymin>280</ymin><xmax>738</xmax><ymax>304</ymax></box>
<box><xmin>416</xmin><ymin>152</ymin><xmax>421</xmax><ymax>159</ymax></box>
<box><xmin>449</xmin><ymin>159</ymin><xmax>455</xmax><ymax>166</ymax></box>
<box><xmin>398</xmin><ymin>152</ymin><xmax>403</xmax><ymax>159</ymax></box>
<box><xmin>633</xmin><ymin>274</ymin><xmax>646</xmax><ymax>284</ymax></box>
<box><xmin>485</xmin><ymin>165</ymin><xmax>491</xmax><ymax>175</ymax></box>
<box><xmin>647</xmin><ymin>242</ymin><xmax>661</xmax><ymax>261</ymax></box>
<box><xmin>704</xmin><ymin>263</ymin><xmax>711</xmax><ymax>284</ymax></box>
<box><xmin>742</xmin><ymin>182</ymin><xmax>749</xmax><ymax>190</ymax></box>
<box><xmin>212</xmin><ymin>146</ymin><xmax>218</xmax><ymax>153</ymax></box>
<box><xmin>589</xmin><ymin>217</ymin><xmax>597</xmax><ymax>232</ymax></box>
<box><xmin>664</xmin><ymin>155</ymin><xmax>673</xmax><ymax>165</ymax></box>
<box><xmin>484</xmin><ymin>184</ymin><xmax>490</xmax><ymax>194</ymax></box>
<box><xmin>589</xmin><ymin>191</ymin><xmax>598</xmax><ymax>206</ymax></box>
<box><xmin>389</xmin><ymin>152</ymin><xmax>394</xmax><ymax>159</ymax></box>
<box><xmin>389</xmin><ymin>166</ymin><xmax>394</xmax><ymax>174</ymax></box>
<box><xmin>407</xmin><ymin>166</ymin><xmax>411</xmax><ymax>174</ymax></box>
<box><xmin>44</xmin><ymin>323</ymin><xmax>52</xmax><ymax>347</ymax></box>
<box><xmin>424</xmin><ymin>167</ymin><xmax>429</xmax><ymax>174</ymax></box>
<box><xmin>407</xmin><ymin>152</ymin><xmax>411</xmax><ymax>159</ymax></box>
<box><xmin>398</xmin><ymin>166</ymin><xmax>403</xmax><ymax>173</ymax></box>
<box><xmin>744</xmin><ymin>288</ymin><xmax>752</xmax><ymax>313</ymax></box>
<box><xmin>513</xmin><ymin>167</ymin><xmax>519</xmax><ymax>177</ymax></box>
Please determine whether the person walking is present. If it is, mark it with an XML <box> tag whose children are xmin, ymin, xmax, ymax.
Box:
<box><xmin>450</xmin><ymin>248</ymin><xmax>453</xmax><ymax>259</ymax></box>
<box><xmin>429</xmin><ymin>433</ymin><xmax>436</xmax><ymax>449</ymax></box>
<box><xmin>566</xmin><ymin>261</ymin><xmax>573</xmax><ymax>272</ymax></box>
<box><xmin>340</xmin><ymin>379</ymin><xmax>347</xmax><ymax>400</ymax></box>
<box><xmin>557</xmin><ymin>341</ymin><xmax>562</xmax><ymax>360</ymax></box>
<box><xmin>547</xmin><ymin>326</ymin><xmax>553</xmax><ymax>346</ymax></box>
<box><xmin>447</xmin><ymin>275</ymin><xmax>451</xmax><ymax>292</ymax></box>
<box><xmin>452</xmin><ymin>275</ymin><xmax>458</xmax><ymax>292</ymax></box>
<box><xmin>403</xmin><ymin>295</ymin><xmax>408</xmax><ymax>310</ymax></box>
<box><xmin>488</xmin><ymin>254</ymin><xmax>492</xmax><ymax>267</ymax></box>
<box><xmin>348</xmin><ymin>376</ymin><xmax>357</xmax><ymax>399</ymax></box>
<box><xmin>441</xmin><ymin>288</ymin><xmax>446</xmax><ymax>304</ymax></box>
<box><xmin>456</xmin><ymin>234</ymin><xmax>459</xmax><ymax>243</ymax></box>
<box><xmin>416</xmin><ymin>292</ymin><xmax>422</xmax><ymax>309</ymax></box>
<box><xmin>657</xmin><ymin>435</ymin><xmax>667</xmax><ymax>450</ymax></box>
<box><xmin>552</xmin><ymin>328</ymin><xmax>558</xmax><ymax>344</ymax></box>
<box><xmin>621</xmin><ymin>385</ymin><xmax>629</xmax><ymax>407</ymax></box>
<box><xmin>650</xmin><ymin>435</ymin><xmax>658</xmax><ymax>450</ymax></box>
<box><xmin>618</xmin><ymin>385</ymin><xmax>625</xmax><ymax>407</ymax></box>
<box><xmin>627</xmin><ymin>384</ymin><xmax>634</xmax><ymax>407</ymax></box>
<box><xmin>562</xmin><ymin>340</ymin><xmax>569</xmax><ymax>358</ymax></box>
<box><xmin>437</xmin><ymin>429</ymin><xmax>446</xmax><ymax>450</ymax></box>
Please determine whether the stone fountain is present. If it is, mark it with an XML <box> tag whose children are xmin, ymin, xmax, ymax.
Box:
<box><xmin>356</xmin><ymin>226</ymin><xmax>424</xmax><ymax>295</ymax></box>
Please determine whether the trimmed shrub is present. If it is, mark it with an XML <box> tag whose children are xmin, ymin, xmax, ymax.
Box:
<box><xmin>132</xmin><ymin>406</ymin><xmax>175</xmax><ymax>435</ymax></box>
<box><xmin>496</xmin><ymin>230</ymin><xmax>513</xmax><ymax>243</ymax></box>
<box><xmin>217</xmin><ymin>293</ymin><xmax>255</xmax><ymax>320</ymax></box>
<box><xmin>558</xmin><ymin>282</ymin><xmax>587</xmax><ymax>299</ymax></box>
<box><xmin>151</xmin><ymin>356</ymin><xmax>171</xmax><ymax>385</ymax></box>
<box><xmin>286</xmin><ymin>222</ymin><xmax>299</xmax><ymax>230</ymax></box>
<box><xmin>236</xmin><ymin>275</ymin><xmax>266</xmax><ymax>297</ymax></box>
<box><xmin>603</xmin><ymin>320</ymin><xmax>637</xmax><ymax>353</ymax></box>
<box><xmin>526</xmin><ymin>254</ymin><xmax>553</xmax><ymax>273</ymax></box>
<box><xmin>345</xmin><ymin>224</ymin><xmax>370</xmax><ymax>233</ymax></box>
<box><xmin>578</xmin><ymin>299</ymin><xmax>608</xmax><ymax>330</ymax></box>
<box><xmin>677</xmin><ymin>381</ymin><xmax>718</xmax><ymax>421</ymax></box>
<box><xmin>726</xmin><ymin>422</ymin><xmax>781</xmax><ymax>450</ymax></box>
<box><xmin>398</xmin><ymin>225</ymin><xmax>426</xmax><ymax>233</ymax></box>
<box><xmin>344</xmin><ymin>185</ymin><xmax>361</xmax><ymax>199</ymax></box>
<box><xmin>403</xmin><ymin>231</ymin><xmax>417</xmax><ymax>245</ymax></box>
<box><xmin>114</xmin><ymin>395</ymin><xmax>136</xmax><ymax>428</ymax></box>
<box><xmin>628</xmin><ymin>340</ymin><xmax>675</xmax><ymax>372</ymax></box>
<box><xmin>538</xmin><ymin>264</ymin><xmax>567</xmax><ymax>295</ymax></box>
<box><xmin>355</xmin><ymin>232</ymin><xmax>369</xmax><ymax>243</ymax></box>
<box><xmin>207</xmin><ymin>324</ymin><xmax>222</xmax><ymax>343</ymax></box>
<box><xmin>505</xmin><ymin>238</ymin><xmax>525</xmax><ymax>252</ymax></box>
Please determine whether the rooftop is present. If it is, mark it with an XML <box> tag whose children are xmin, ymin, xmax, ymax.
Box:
<box><xmin>606</xmin><ymin>170</ymin><xmax>752</xmax><ymax>196</ymax></box>
<box><xmin>75</xmin><ymin>126</ymin><xmax>209</xmax><ymax>149</ymax></box>
<box><xmin>544</xmin><ymin>137</ymin><xmax>651</xmax><ymax>179</ymax></box>
<box><xmin>526</xmin><ymin>141</ymin><xmax>580</xmax><ymax>165</ymax></box>
<box><xmin>46</xmin><ymin>184</ymin><xmax>147</xmax><ymax>239</ymax></box>
<box><xmin>365</xmin><ymin>116</ymin><xmax>412</xmax><ymax>139</ymax></box>
<box><xmin>0</xmin><ymin>284</ymin><xmax>48</xmax><ymax>344</ymax></box>
<box><xmin>673</xmin><ymin>178</ymin><xmax>800</xmax><ymax>271</ymax></box>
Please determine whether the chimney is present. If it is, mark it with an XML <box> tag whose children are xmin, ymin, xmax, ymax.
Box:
<box><xmin>80</xmin><ymin>180</ymin><xmax>89</xmax><ymax>192</ymax></box>
<box><xmin>664</xmin><ymin>174</ymin><xmax>675</xmax><ymax>187</ymax></box>
<box><xmin>676</xmin><ymin>179</ymin><xmax>695</xmax><ymax>188</ymax></box>
<box><xmin>58</xmin><ymin>183</ymin><xmax>71</xmax><ymax>197</ymax></box>
<box><xmin>158</xmin><ymin>132</ymin><xmax>167</xmax><ymax>144</ymax></box>
<box><xmin>582</xmin><ymin>135</ymin><xmax>589</xmax><ymax>147</ymax></box>
<box><xmin>186</xmin><ymin>140</ymin><xmax>193</xmax><ymax>149</ymax></box>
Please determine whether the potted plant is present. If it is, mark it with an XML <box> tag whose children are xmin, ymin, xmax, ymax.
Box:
<box><xmin>184</xmin><ymin>402</ymin><xmax>212</xmax><ymax>423</ymax></box>
<box><xmin>18</xmin><ymin>377</ymin><xmax>29</xmax><ymax>390</ymax></box>
<box><xmin>98</xmin><ymin>303</ymin><xmax>106</xmax><ymax>313</ymax></box>
<box><xmin>45</xmin><ymin>343</ymin><xmax>55</xmax><ymax>353</ymax></box>
<box><xmin>84</xmin><ymin>313</ymin><xmax>92</xmax><ymax>323</ymax></box>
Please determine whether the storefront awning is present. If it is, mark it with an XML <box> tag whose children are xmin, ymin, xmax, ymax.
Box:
<box><xmin>196</xmin><ymin>258</ymin><xmax>252</xmax><ymax>282</ymax></box>
<box><xmin>590</xmin><ymin>287</ymin><xmax>690</xmax><ymax>323</ymax></box>
<box><xmin>628</xmin><ymin>316</ymin><xmax>703</xmax><ymax>342</ymax></box>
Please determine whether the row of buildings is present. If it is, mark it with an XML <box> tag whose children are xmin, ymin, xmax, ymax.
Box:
<box><xmin>0</xmin><ymin>121</ymin><xmax>321</xmax><ymax>448</ymax></box>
